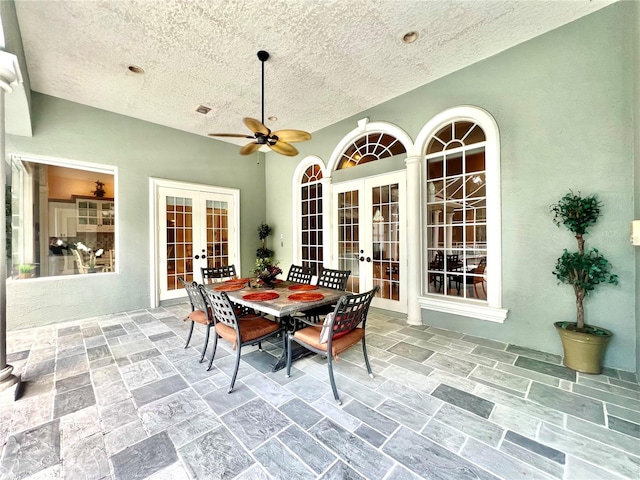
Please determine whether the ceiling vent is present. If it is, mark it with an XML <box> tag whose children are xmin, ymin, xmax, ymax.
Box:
<box><xmin>196</xmin><ymin>105</ymin><xmax>211</xmax><ymax>115</ymax></box>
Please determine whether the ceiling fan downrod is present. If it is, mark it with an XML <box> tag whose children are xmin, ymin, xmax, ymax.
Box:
<box><xmin>257</xmin><ymin>50</ymin><xmax>269</xmax><ymax>127</ymax></box>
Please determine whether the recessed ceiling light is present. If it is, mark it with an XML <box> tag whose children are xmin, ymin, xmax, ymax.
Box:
<box><xmin>127</xmin><ymin>64</ymin><xmax>145</xmax><ymax>74</ymax></box>
<box><xmin>402</xmin><ymin>31</ymin><xmax>419</xmax><ymax>44</ymax></box>
<box><xmin>196</xmin><ymin>105</ymin><xmax>211</xmax><ymax>115</ymax></box>
<box><xmin>267</xmin><ymin>116</ymin><xmax>278</xmax><ymax>122</ymax></box>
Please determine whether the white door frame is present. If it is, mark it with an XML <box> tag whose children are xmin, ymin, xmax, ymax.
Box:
<box><xmin>149</xmin><ymin>177</ymin><xmax>240</xmax><ymax>307</ymax></box>
<box><xmin>331</xmin><ymin>170</ymin><xmax>407</xmax><ymax>313</ymax></box>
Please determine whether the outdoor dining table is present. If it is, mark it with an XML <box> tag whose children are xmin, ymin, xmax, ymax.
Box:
<box><xmin>204</xmin><ymin>279</ymin><xmax>346</xmax><ymax>371</ymax></box>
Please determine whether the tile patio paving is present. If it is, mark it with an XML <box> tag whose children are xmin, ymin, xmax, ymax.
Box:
<box><xmin>0</xmin><ymin>304</ymin><xmax>639</xmax><ymax>479</ymax></box>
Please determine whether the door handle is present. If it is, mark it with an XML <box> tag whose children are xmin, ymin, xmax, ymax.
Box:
<box><xmin>359</xmin><ymin>256</ymin><xmax>365</xmax><ymax>262</ymax></box>
<box><xmin>201</xmin><ymin>255</ymin><xmax>206</xmax><ymax>259</ymax></box>
<box><xmin>366</xmin><ymin>257</ymin><xmax>371</xmax><ymax>262</ymax></box>
<box><xmin>194</xmin><ymin>255</ymin><xmax>200</xmax><ymax>259</ymax></box>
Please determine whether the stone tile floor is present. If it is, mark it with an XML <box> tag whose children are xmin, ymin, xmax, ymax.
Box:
<box><xmin>0</xmin><ymin>304</ymin><xmax>639</xmax><ymax>479</ymax></box>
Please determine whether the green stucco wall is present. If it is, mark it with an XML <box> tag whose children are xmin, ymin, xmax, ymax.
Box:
<box><xmin>634</xmin><ymin>0</ymin><xmax>640</xmax><ymax>377</ymax></box>
<box><xmin>265</xmin><ymin>2</ymin><xmax>636</xmax><ymax>371</ymax></box>
<box><xmin>6</xmin><ymin>93</ymin><xmax>266</xmax><ymax>329</ymax></box>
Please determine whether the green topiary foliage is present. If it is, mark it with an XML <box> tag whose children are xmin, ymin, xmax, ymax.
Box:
<box><xmin>256</xmin><ymin>224</ymin><xmax>273</xmax><ymax>259</ymax></box>
<box><xmin>550</xmin><ymin>191</ymin><xmax>618</xmax><ymax>330</ymax></box>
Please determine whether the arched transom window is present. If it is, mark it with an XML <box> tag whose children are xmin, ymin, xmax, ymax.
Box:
<box><xmin>337</xmin><ymin>133</ymin><xmax>406</xmax><ymax>170</ymax></box>
<box><xmin>300</xmin><ymin>164</ymin><xmax>324</xmax><ymax>276</ymax></box>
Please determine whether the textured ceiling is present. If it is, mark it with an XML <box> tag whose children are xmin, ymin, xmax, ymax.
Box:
<box><xmin>13</xmin><ymin>0</ymin><xmax>614</xmax><ymax>145</ymax></box>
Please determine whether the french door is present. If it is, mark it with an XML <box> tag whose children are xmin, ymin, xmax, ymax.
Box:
<box><xmin>332</xmin><ymin>171</ymin><xmax>406</xmax><ymax>312</ymax></box>
<box><xmin>155</xmin><ymin>182</ymin><xmax>239</xmax><ymax>302</ymax></box>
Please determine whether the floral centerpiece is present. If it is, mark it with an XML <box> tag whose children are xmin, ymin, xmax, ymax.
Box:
<box><xmin>74</xmin><ymin>242</ymin><xmax>104</xmax><ymax>273</ymax></box>
<box><xmin>253</xmin><ymin>258</ymin><xmax>282</xmax><ymax>287</ymax></box>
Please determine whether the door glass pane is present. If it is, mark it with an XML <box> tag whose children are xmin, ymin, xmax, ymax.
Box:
<box><xmin>372</xmin><ymin>182</ymin><xmax>400</xmax><ymax>301</ymax></box>
<box><xmin>166</xmin><ymin>196</ymin><xmax>193</xmax><ymax>291</ymax></box>
<box><xmin>338</xmin><ymin>190</ymin><xmax>359</xmax><ymax>293</ymax></box>
<box><xmin>206</xmin><ymin>199</ymin><xmax>229</xmax><ymax>268</ymax></box>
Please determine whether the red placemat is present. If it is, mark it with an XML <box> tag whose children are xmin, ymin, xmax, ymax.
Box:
<box><xmin>225</xmin><ymin>278</ymin><xmax>250</xmax><ymax>285</ymax></box>
<box><xmin>288</xmin><ymin>284</ymin><xmax>319</xmax><ymax>291</ymax></box>
<box><xmin>242</xmin><ymin>291</ymin><xmax>280</xmax><ymax>301</ymax></box>
<box><xmin>288</xmin><ymin>293</ymin><xmax>325</xmax><ymax>302</ymax></box>
<box><xmin>214</xmin><ymin>284</ymin><xmax>245</xmax><ymax>292</ymax></box>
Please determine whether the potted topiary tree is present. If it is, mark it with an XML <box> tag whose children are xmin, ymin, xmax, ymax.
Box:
<box><xmin>256</xmin><ymin>223</ymin><xmax>273</xmax><ymax>260</ymax></box>
<box><xmin>551</xmin><ymin>191</ymin><xmax>618</xmax><ymax>374</ymax></box>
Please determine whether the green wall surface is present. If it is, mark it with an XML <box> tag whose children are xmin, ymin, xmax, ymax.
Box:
<box><xmin>6</xmin><ymin>93</ymin><xmax>266</xmax><ymax>329</ymax></box>
<box><xmin>634</xmin><ymin>0</ymin><xmax>640</xmax><ymax>377</ymax></box>
<box><xmin>265</xmin><ymin>2</ymin><xmax>636</xmax><ymax>371</ymax></box>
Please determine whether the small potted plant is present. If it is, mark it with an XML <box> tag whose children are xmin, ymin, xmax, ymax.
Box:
<box><xmin>253</xmin><ymin>257</ymin><xmax>282</xmax><ymax>288</ymax></box>
<box><xmin>18</xmin><ymin>264</ymin><xmax>33</xmax><ymax>279</ymax></box>
<box><xmin>551</xmin><ymin>191</ymin><xmax>618</xmax><ymax>373</ymax></box>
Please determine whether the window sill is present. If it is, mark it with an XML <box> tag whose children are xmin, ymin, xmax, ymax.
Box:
<box><xmin>418</xmin><ymin>295</ymin><xmax>508</xmax><ymax>323</ymax></box>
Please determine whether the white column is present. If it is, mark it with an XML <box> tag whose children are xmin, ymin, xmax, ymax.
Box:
<box><xmin>0</xmin><ymin>51</ymin><xmax>23</xmax><ymax>397</ymax></box>
<box><xmin>432</xmin><ymin>209</ymin><xmax>442</xmax><ymax>256</ymax></box>
<box><xmin>404</xmin><ymin>155</ymin><xmax>422</xmax><ymax>325</ymax></box>
<box><xmin>445</xmin><ymin>212</ymin><xmax>454</xmax><ymax>249</ymax></box>
<box><xmin>320</xmin><ymin>176</ymin><xmax>332</xmax><ymax>270</ymax></box>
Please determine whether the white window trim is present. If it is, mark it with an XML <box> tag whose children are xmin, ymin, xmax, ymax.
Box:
<box><xmin>11</xmin><ymin>154</ymin><xmax>118</xmax><ymax>275</ymax></box>
<box><xmin>413</xmin><ymin>106</ymin><xmax>508</xmax><ymax>323</ymax></box>
<box><xmin>291</xmin><ymin>156</ymin><xmax>329</xmax><ymax>272</ymax></box>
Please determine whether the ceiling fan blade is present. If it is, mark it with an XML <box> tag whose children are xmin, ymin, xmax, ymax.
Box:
<box><xmin>243</xmin><ymin>117</ymin><xmax>270</xmax><ymax>135</ymax></box>
<box><xmin>208</xmin><ymin>133</ymin><xmax>254</xmax><ymax>138</ymax></box>
<box><xmin>271</xmin><ymin>129</ymin><xmax>312</xmax><ymax>143</ymax></box>
<box><xmin>269</xmin><ymin>141</ymin><xmax>299</xmax><ymax>157</ymax></box>
<box><xmin>239</xmin><ymin>142</ymin><xmax>261</xmax><ymax>155</ymax></box>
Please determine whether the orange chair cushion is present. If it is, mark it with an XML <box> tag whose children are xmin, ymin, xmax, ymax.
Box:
<box><xmin>185</xmin><ymin>308</ymin><xmax>213</xmax><ymax>325</ymax></box>
<box><xmin>215</xmin><ymin>316</ymin><xmax>280</xmax><ymax>349</ymax></box>
<box><xmin>293</xmin><ymin>326</ymin><xmax>364</xmax><ymax>358</ymax></box>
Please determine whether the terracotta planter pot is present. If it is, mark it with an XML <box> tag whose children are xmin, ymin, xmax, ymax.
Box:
<box><xmin>554</xmin><ymin>321</ymin><xmax>612</xmax><ymax>374</ymax></box>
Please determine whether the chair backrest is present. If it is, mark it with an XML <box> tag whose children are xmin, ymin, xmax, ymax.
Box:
<box><xmin>201</xmin><ymin>286</ymin><xmax>238</xmax><ymax>330</ymax></box>
<box><xmin>201</xmin><ymin>265</ymin><xmax>237</xmax><ymax>284</ymax></box>
<box><xmin>317</xmin><ymin>267</ymin><xmax>351</xmax><ymax>291</ymax></box>
<box><xmin>179</xmin><ymin>276</ymin><xmax>209</xmax><ymax>315</ymax></box>
<box><xmin>72</xmin><ymin>249</ymin><xmax>89</xmax><ymax>274</ymax></box>
<box><xmin>473</xmin><ymin>262</ymin><xmax>486</xmax><ymax>283</ymax></box>
<box><xmin>287</xmin><ymin>264</ymin><xmax>313</xmax><ymax>284</ymax></box>
<box><xmin>329</xmin><ymin>286</ymin><xmax>379</xmax><ymax>339</ymax></box>
<box><xmin>430</xmin><ymin>251</ymin><xmax>444</xmax><ymax>269</ymax></box>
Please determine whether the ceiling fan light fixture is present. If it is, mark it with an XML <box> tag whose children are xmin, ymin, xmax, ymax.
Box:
<box><xmin>402</xmin><ymin>31</ymin><xmax>419</xmax><ymax>44</ymax></box>
<box><xmin>207</xmin><ymin>50</ymin><xmax>311</xmax><ymax>157</ymax></box>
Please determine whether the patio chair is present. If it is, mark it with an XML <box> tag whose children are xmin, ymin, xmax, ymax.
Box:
<box><xmin>286</xmin><ymin>286</ymin><xmax>379</xmax><ymax>405</ymax></box>
<box><xmin>201</xmin><ymin>265</ymin><xmax>237</xmax><ymax>284</ymax></box>
<box><xmin>202</xmin><ymin>286</ymin><xmax>284</xmax><ymax>393</ymax></box>
<box><xmin>179</xmin><ymin>276</ymin><xmax>214</xmax><ymax>363</ymax></box>
<box><xmin>286</xmin><ymin>264</ymin><xmax>313</xmax><ymax>284</ymax></box>
<box><xmin>302</xmin><ymin>267</ymin><xmax>351</xmax><ymax>323</ymax></box>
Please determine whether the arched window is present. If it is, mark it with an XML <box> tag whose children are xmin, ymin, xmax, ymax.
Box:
<box><xmin>300</xmin><ymin>163</ymin><xmax>324</xmax><ymax>276</ymax></box>
<box><xmin>418</xmin><ymin>106</ymin><xmax>506</xmax><ymax>323</ymax></box>
<box><xmin>337</xmin><ymin>133</ymin><xmax>406</xmax><ymax>169</ymax></box>
<box><xmin>426</xmin><ymin>121</ymin><xmax>486</xmax><ymax>299</ymax></box>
